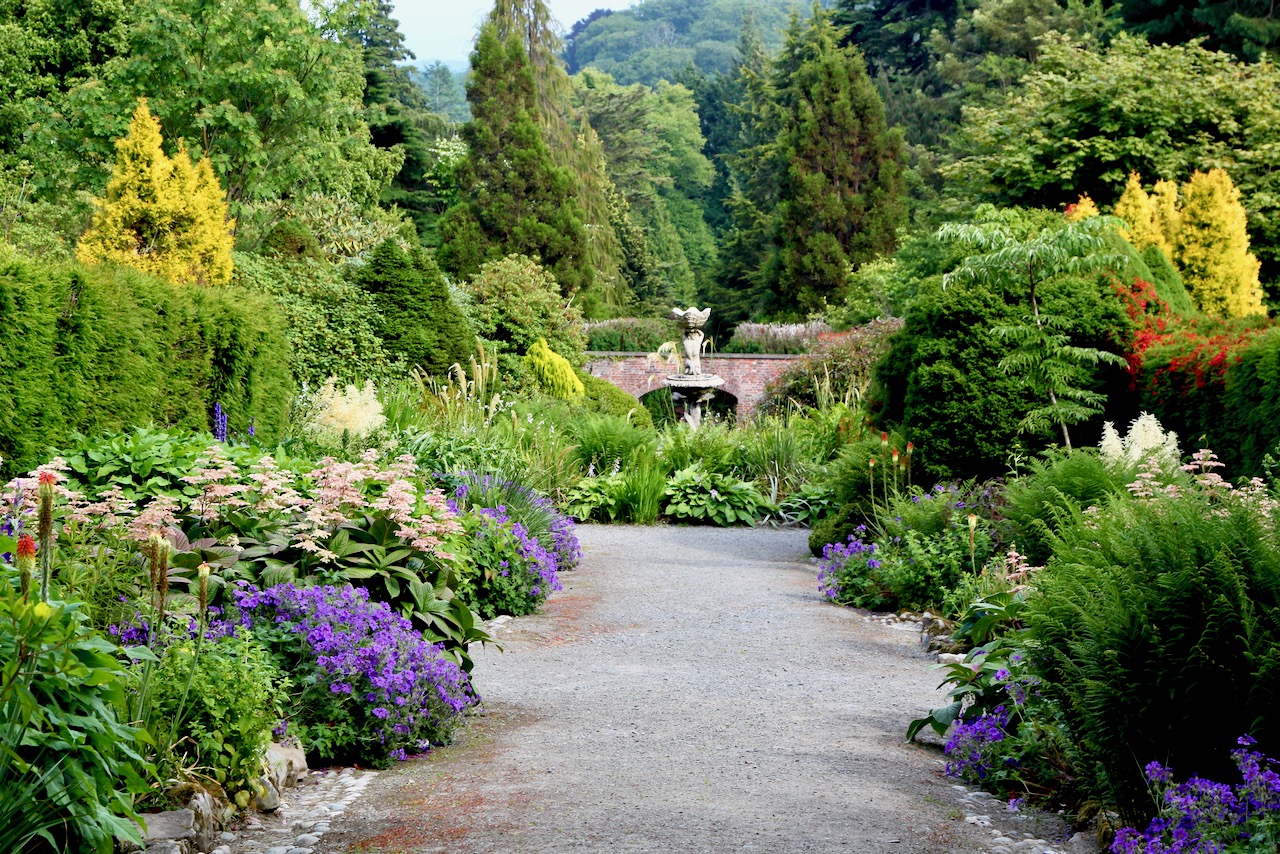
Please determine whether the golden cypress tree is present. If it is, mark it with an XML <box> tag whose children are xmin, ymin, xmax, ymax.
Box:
<box><xmin>1065</xmin><ymin>194</ymin><xmax>1099</xmax><ymax>221</ymax></box>
<box><xmin>1112</xmin><ymin>173</ymin><xmax>1170</xmax><ymax>256</ymax></box>
<box><xmin>78</xmin><ymin>100</ymin><xmax>234</xmax><ymax>286</ymax></box>
<box><xmin>1175</xmin><ymin>169</ymin><xmax>1265</xmax><ymax>318</ymax></box>
<box><xmin>1150</xmin><ymin>179</ymin><xmax>1181</xmax><ymax>260</ymax></box>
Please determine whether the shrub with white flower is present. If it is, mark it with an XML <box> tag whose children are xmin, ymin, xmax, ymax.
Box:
<box><xmin>1100</xmin><ymin>412</ymin><xmax>1180</xmax><ymax>467</ymax></box>
<box><xmin>299</xmin><ymin>377</ymin><xmax>386</xmax><ymax>447</ymax></box>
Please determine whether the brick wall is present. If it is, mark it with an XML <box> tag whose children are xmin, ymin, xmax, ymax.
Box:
<box><xmin>582</xmin><ymin>352</ymin><xmax>804</xmax><ymax>417</ymax></box>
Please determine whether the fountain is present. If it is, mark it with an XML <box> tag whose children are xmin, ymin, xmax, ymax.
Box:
<box><xmin>665</xmin><ymin>307</ymin><xmax>724</xmax><ymax>429</ymax></box>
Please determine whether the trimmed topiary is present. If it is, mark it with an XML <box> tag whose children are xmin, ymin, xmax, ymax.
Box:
<box><xmin>576</xmin><ymin>369</ymin><xmax>653</xmax><ymax>429</ymax></box>
<box><xmin>526</xmin><ymin>339</ymin><xmax>584</xmax><ymax>400</ymax></box>
<box><xmin>260</xmin><ymin>219</ymin><xmax>324</xmax><ymax>261</ymax></box>
<box><xmin>354</xmin><ymin>239</ymin><xmax>475</xmax><ymax>379</ymax></box>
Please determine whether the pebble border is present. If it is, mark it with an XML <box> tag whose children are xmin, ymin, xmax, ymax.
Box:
<box><xmin>220</xmin><ymin>767</ymin><xmax>377</xmax><ymax>854</ymax></box>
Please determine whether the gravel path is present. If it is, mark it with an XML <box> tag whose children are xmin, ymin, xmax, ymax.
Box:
<box><xmin>309</xmin><ymin>524</ymin><xmax>1075</xmax><ymax>853</ymax></box>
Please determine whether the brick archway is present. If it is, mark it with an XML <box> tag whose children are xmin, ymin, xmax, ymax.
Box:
<box><xmin>582</xmin><ymin>352</ymin><xmax>803</xmax><ymax>417</ymax></box>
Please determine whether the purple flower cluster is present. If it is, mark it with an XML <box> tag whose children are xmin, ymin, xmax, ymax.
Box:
<box><xmin>817</xmin><ymin>526</ymin><xmax>878</xmax><ymax>600</ymax></box>
<box><xmin>107</xmin><ymin>612</ymin><xmax>154</xmax><ymax>646</ymax></box>
<box><xmin>1111</xmin><ymin>737</ymin><xmax>1280</xmax><ymax>854</ymax></box>
<box><xmin>944</xmin><ymin>706</ymin><xmax>1011</xmax><ymax>781</ymax></box>
<box><xmin>444</xmin><ymin>471</ymin><xmax>581</xmax><ymax>571</ymax></box>
<box><xmin>2</xmin><ymin>485</ymin><xmax>28</xmax><ymax>561</ymax></box>
<box><xmin>479</xmin><ymin>506</ymin><xmax>563</xmax><ymax>597</ymax></box>
<box><xmin>229</xmin><ymin>583</ymin><xmax>477</xmax><ymax>758</ymax></box>
<box><xmin>213</xmin><ymin>402</ymin><xmax>228</xmax><ymax>443</ymax></box>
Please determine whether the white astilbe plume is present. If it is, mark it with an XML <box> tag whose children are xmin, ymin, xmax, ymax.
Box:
<box><xmin>1099</xmin><ymin>421</ymin><xmax>1124</xmax><ymax>461</ymax></box>
<box><xmin>302</xmin><ymin>378</ymin><xmax>386</xmax><ymax>446</ymax></box>
<box><xmin>1101</xmin><ymin>412</ymin><xmax>1180</xmax><ymax>467</ymax></box>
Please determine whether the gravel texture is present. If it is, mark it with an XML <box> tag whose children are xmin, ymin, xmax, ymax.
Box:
<box><xmin>310</xmin><ymin>524</ymin><xmax>1075</xmax><ymax>853</ymax></box>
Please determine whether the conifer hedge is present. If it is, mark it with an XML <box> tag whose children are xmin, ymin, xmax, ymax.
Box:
<box><xmin>0</xmin><ymin>251</ymin><xmax>293</xmax><ymax>472</ymax></box>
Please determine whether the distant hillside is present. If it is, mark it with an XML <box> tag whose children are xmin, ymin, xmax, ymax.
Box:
<box><xmin>565</xmin><ymin>0</ymin><xmax>833</xmax><ymax>85</ymax></box>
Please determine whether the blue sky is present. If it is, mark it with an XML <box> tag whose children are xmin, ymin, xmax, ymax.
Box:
<box><xmin>394</xmin><ymin>0</ymin><xmax>637</xmax><ymax>68</ymax></box>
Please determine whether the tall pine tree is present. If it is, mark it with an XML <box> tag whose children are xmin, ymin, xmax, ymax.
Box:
<box><xmin>770</xmin><ymin>7</ymin><xmax>905</xmax><ymax>315</ymax></box>
<box><xmin>436</xmin><ymin>22</ymin><xmax>591</xmax><ymax>296</ymax></box>
<box><xmin>485</xmin><ymin>0</ymin><xmax>628</xmax><ymax>310</ymax></box>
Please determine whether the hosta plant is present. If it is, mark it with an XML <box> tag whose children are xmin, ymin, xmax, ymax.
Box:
<box><xmin>662</xmin><ymin>465</ymin><xmax>773</xmax><ymax>526</ymax></box>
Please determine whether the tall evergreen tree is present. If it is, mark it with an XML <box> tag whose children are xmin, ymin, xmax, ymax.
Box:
<box><xmin>342</xmin><ymin>0</ymin><xmax>445</xmax><ymax>238</ymax></box>
<box><xmin>1176</xmin><ymin>169</ymin><xmax>1266</xmax><ymax>318</ymax></box>
<box><xmin>712</xmin><ymin>16</ymin><xmax>783</xmax><ymax>324</ymax></box>
<box><xmin>770</xmin><ymin>7</ymin><xmax>905</xmax><ymax>314</ymax></box>
<box><xmin>436</xmin><ymin>23</ymin><xmax>591</xmax><ymax>296</ymax></box>
<box><xmin>486</xmin><ymin>0</ymin><xmax>628</xmax><ymax>310</ymax></box>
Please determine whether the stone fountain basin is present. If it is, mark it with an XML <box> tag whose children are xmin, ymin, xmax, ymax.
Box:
<box><xmin>665</xmin><ymin>374</ymin><xmax>725</xmax><ymax>388</ymax></box>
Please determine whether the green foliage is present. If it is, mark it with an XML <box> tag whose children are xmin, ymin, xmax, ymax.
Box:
<box><xmin>770</xmin><ymin>9</ymin><xmax>905</xmax><ymax>315</ymax></box>
<box><xmin>59</xmin><ymin>427</ymin><xmax>259</xmax><ymax>502</ymax></box>
<box><xmin>526</xmin><ymin>339</ymin><xmax>584</xmax><ymax>400</ymax></box>
<box><xmin>662</xmin><ymin>464</ymin><xmax>773</xmax><ymax>526</ymax></box>
<box><xmin>584</xmin><ymin>317</ymin><xmax>670</xmax><ymax>352</ymax></box>
<box><xmin>454</xmin><ymin>513</ymin><xmax>548</xmax><ymax>619</ymax></box>
<box><xmin>775</xmin><ymin>479</ymin><xmax>840</xmax><ymax>527</ymax></box>
<box><xmin>939</xmin><ymin>214</ymin><xmax>1130</xmax><ymax>448</ymax></box>
<box><xmin>71</xmin><ymin>0</ymin><xmax>401</xmax><ymax>211</ymax></box>
<box><xmin>413</xmin><ymin>62</ymin><xmax>469</xmax><ymax>124</ymax></box>
<box><xmin>437</xmin><ymin>23</ymin><xmax>593</xmax><ymax>296</ymax></box>
<box><xmin>739</xmin><ymin>415</ymin><xmax>810</xmax><ymax>503</ymax></box>
<box><xmin>259</xmin><ymin>219</ymin><xmax>323</xmax><ymax>262</ymax></box>
<box><xmin>465</xmin><ymin>254</ymin><xmax>586</xmax><ymax>376</ymax></box>
<box><xmin>874</xmin><ymin>211</ymin><xmax>1132</xmax><ymax>481</ymax></box>
<box><xmin>568</xmin><ymin>412</ymin><xmax>656</xmax><ymax>473</ymax></box>
<box><xmin>0</xmin><ymin>590</ymin><xmax>147</xmax><ymax>853</ymax></box>
<box><xmin>0</xmin><ymin>252</ymin><xmax>293</xmax><ymax>473</ymax></box>
<box><xmin>576</xmin><ymin>369</ymin><xmax>655</xmax><ymax>428</ymax></box>
<box><xmin>354</xmin><ymin>239</ymin><xmax>475</xmax><ymax>378</ymax></box>
<box><xmin>1000</xmin><ymin>449</ymin><xmax>1133</xmax><ymax>565</ymax></box>
<box><xmin>946</xmin><ymin>34</ymin><xmax>1280</xmax><ymax>281</ymax></box>
<box><xmin>757</xmin><ymin>317</ymin><xmax>904</xmax><ymax>414</ymax></box>
<box><xmin>1024</xmin><ymin>482</ymin><xmax>1280</xmax><ymax>821</ymax></box>
<box><xmin>564</xmin><ymin>0</ymin><xmax>798</xmax><ymax>85</ymax></box>
<box><xmin>150</xmin><ymin>633</ymin><xmax>285</xmax><ymax>800</ymax></box>
<box><xmin>232</xmin><ymin>251</ymin><xmax>393</xmax><ymax>387</ymax></box>
<box><xmin>566</xmin><ymin>456</ymin><xmax>667</xmax><ymax>524</ymax></box>
<box><xmin>1140</xmin><ymin>244</ymin><xmax>1194</xmax><ymax>315</ymax></box>
<box><xmin>656</xmin><ymin>420</ymin><xmax>742</xmax><ymax>476</ymax></box>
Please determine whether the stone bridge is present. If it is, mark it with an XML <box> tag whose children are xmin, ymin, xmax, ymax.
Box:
<box><xmin>582</xmin><ymin>351</ymin><xmax>804</xmax><ymax>417</ymax></box>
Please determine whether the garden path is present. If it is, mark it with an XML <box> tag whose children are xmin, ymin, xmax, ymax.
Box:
<box><xmin>314</xmin><ymin>525</ymin><xmax>1049</xmax><ymax>853</ymax></box>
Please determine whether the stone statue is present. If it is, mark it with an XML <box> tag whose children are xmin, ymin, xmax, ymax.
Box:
<box><xmin>669</xmin><ymin>306</ymin><xmax>711</xmax><ymax>376</ymax></box>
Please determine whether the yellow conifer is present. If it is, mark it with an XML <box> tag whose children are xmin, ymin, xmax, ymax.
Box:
<box><xmin>77</xmin><ymin>100</ymin><xmax>234</xmax><ymax>286</ymax></box>
<box><xmin>1175</xmin><ymin>169</ymin><xmax>1265</xmax><ymax>318</ymax></box>
<box><xmin>1112</xmin><ymin>173</ymin><xmax>1170</xmax><ymax>256</ymax></box>
<box><xmin>1065</xmin><ymin>194</ymin><xmax>1099</xmax><ymax>222</ymax></box>
<box><xmin>1150</xmin><ymin>179</ymin><xmax>1181</xmax><ymax>260</ymax></box>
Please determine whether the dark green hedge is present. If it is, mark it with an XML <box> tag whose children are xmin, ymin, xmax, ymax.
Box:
<box><xmin>873</xmin><ymin>271</ymin><xmax>1130</xmax><ymax>482</ymax></box>
<box><xmin>0</xmin><ymin>252</ymin><xmax>293</xmax><ymax>472</ymax></box>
